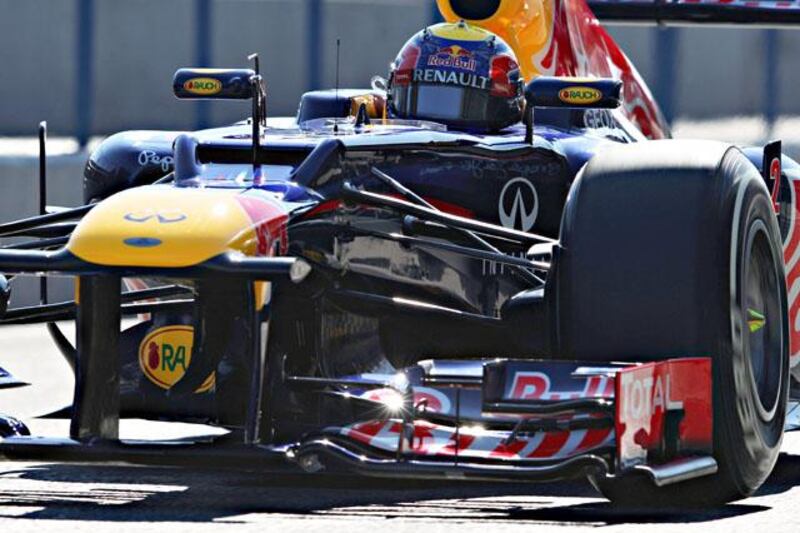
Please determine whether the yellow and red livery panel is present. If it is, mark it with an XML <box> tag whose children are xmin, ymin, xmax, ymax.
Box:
<box><xmin>436</xmin><ymin>0</ymin><xmax>669</xmax><ymax>139</ymax></box>
<box><xmin>67</xmin><ymin>186</ymin><xmax>287</xmax><ymax>268</ymax></box>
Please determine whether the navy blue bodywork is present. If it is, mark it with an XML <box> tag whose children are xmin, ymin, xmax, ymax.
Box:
<box><xmin>75</xmin><ymin>90</ymin><xmax>800</xmax><ymax>426</ymax></box>
<box><xmin>72</xmin><ymin>96</ymin><xmax>650</xmax><ymax>423</ymax></box>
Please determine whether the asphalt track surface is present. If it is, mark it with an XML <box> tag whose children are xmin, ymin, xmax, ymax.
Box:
<box><xmin>0</xmin><ymin>323</ymin><xmax>798</xmax><ymax>532</ymax></box>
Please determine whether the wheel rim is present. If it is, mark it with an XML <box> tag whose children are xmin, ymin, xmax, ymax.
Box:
<box><xmin>743</xmin><ymin>220</ymin><xmax>783</xmax><ymax>422</ymax></box>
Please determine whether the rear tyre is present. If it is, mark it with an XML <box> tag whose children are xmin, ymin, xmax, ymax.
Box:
<box><xmin>555</xmin><ymin>141</ymin><xmax>789</xmax><ymax>506</ymax></box>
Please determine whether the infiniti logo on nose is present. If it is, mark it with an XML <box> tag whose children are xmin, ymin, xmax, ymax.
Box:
<box><xmin>498</xmin><ymin>177</ymin><xmax>538</xmax><ymax>232</ymax></box>
<box><xmin>124</xmin><ymin>210</ymin><xmax>187</xmax><ymax>223</ymax></box>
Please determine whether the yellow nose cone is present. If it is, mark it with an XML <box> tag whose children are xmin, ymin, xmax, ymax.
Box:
<box><xmin>68</xmin><ymin>186</ymin><xmax>276</xmax><ymax>268</ymax></box>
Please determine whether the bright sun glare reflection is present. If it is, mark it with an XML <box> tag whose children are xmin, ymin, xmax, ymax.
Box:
<box><xmin>378</xmin><ymin>372</ymin><xmax>412</xmax><ymax>413</ymax></box>
<box><xmin>381</xmin><ymin>390</ymin><xmax>406</xmax><ymax>413</ymax></box>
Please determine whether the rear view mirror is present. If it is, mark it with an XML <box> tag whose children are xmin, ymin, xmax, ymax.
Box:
<box><xmin>173</xmin><ymin>68</ymin><xmax>256</xmax><ymax>100</ymax></box>
<box><xmin>525</xmin><ymin>77</ymin><xmax>622</xmax><ymax>109</ymax></box>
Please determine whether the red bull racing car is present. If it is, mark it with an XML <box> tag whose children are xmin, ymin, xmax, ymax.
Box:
<box><xmin>0</xmin><ymin>0</ymin><xmax>799</xmax><ymax>507</ymax></box>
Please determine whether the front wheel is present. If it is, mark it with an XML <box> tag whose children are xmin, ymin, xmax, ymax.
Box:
<box><xmin>556</xmin><ymin>141</ymin><xmax>789</xmax><ymax>506</ymax></box>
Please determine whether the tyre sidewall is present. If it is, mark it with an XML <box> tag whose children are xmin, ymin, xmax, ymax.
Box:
<box><xmin>711</xmin><ymin>171</ymin><xmax>789</xmax><ymax>495</ymax></box>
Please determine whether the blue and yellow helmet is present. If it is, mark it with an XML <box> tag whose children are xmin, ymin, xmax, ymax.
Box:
<box><xmin>388</xmin><ymin>21</ymin><xmax>524</xmax><ymax>132</ymax></box>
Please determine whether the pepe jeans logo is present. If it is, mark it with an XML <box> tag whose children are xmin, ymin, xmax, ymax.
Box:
<box><xmin>124</xmin><ymin>209</ymin><xmax>187</xmax><ymax>223</ymax></box>
<box><xmin>498</xmin><ymin>177</ymin><xmax>538</xmax><ymax>232</ymax></box>
<box><xmin>137</xmin><ymin>150</ymin><xmax>174</xmax><ymax>172</ymax></box>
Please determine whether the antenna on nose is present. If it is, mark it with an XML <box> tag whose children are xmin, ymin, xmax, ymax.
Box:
<box><xmin>334</xmin><ymin>39</ymin><xmax>341</xmax><ymax>134</ymax></box>
<box><xmin>247</xmin><ymin>53</ymin><xmax>266</xmax><ymax>184</ymax></box>
<box><xmin>38</xmin><ymin>121</ymin><xmax>47</xmax><ymax>304</ymax></box>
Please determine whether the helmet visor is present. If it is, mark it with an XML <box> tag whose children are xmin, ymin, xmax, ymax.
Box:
<box><xmin>392</xmin><ymin>83</ymin><xmax>489</xmax><ymax>125</ymax></box>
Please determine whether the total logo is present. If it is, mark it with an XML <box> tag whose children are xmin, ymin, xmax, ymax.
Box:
<box><xmin>138</xmin><ymin>326</ymin><xmax>215</xmax><ymax>393</ymax></box>
<box><xmin>498</xmin><ymin>177</ymin><xmax>539</xmax><ymax>232</ymax></box>
<box><xmin>619</xmin><ymin>371</ymin><xmax>683</xmax><ymax>421</ymax></box>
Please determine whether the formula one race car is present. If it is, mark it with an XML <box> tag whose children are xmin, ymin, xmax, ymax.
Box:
<box><xmin>0</xmin><ymin>0</ymin><xmax>799</xmax><ymax>507</ymax></box>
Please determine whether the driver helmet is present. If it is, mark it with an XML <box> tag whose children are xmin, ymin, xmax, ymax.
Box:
<box><xmin>388</xmin><ymin>21</ymin><xmax>523</xmax><ymax>132</ymax></box>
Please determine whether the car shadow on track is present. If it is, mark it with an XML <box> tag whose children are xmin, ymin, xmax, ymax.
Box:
<box><xmin>0</xmin><ymin>457</ymin><xmax>780</xmax><ymax>526</ymax></box>
<box><xmin>751</xmin><ymin>452</ymin><xmax>800</xmax><ymax>497</ymax></box>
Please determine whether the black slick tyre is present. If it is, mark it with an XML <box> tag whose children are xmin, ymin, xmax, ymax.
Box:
<box><xmin>554</xmin><ymin>140</ymin><xmax>789</xmax><ymax>506</ymax></box>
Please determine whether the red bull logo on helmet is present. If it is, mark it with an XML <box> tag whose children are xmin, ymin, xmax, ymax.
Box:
<box><xmin>427</xmin><ymin>45</ymin><xmax>478</xmax><ymax>72</ymax></box>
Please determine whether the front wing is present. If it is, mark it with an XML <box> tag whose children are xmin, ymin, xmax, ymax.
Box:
<box><xmin>0</xmin><ymin>353</ymin><xmax>716</xmax><ymax>488</ymax></box>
